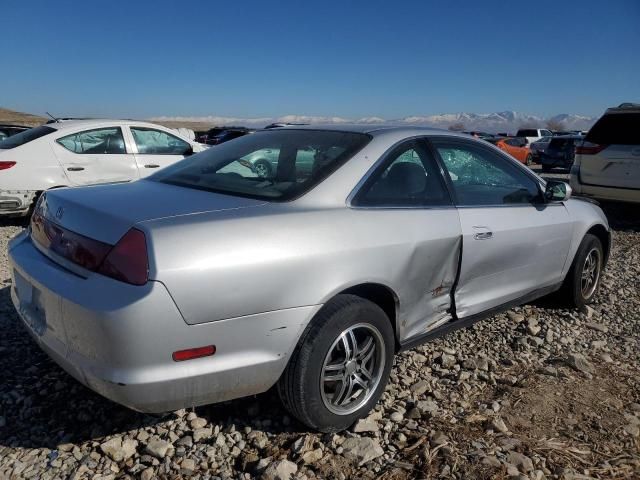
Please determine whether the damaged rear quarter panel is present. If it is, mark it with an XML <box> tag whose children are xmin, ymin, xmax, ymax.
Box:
<box><xmin>147</xmin><ymin>204</ymin><xmax>462</xmax><ymax>344</ymax></box>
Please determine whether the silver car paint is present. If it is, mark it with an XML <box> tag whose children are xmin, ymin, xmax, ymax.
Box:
<box><xmin>9</xmin><ymin>126</ymin><xmax>610</xmax><ymax>413</ymax></box>
<box><xmin>10</xmin><ymin>229</ymin><xmax>318</xmax><ymax>412</ymax></box>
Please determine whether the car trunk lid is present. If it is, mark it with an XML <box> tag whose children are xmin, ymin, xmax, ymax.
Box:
<box><xmin>34</xmin><ymin>180</ymin><xmax>266</xmax><ymax>247</ymax></box>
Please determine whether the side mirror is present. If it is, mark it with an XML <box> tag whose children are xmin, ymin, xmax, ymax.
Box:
<box><xmin>183</xmin><ymin>145</ymin><xmax>194</xmax><ymax>156</ymax></box>
<box><xmin>545</xmin><ymin>180</ymin><xmax>572</xmax><ymax>202</ymax></box>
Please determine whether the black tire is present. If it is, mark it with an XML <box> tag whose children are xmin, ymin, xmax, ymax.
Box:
<box><xmin>278</xmin><ymin>294</ymin><xmax>394</xmax><ymax>432</ymax></box>
<box><xmin>560</xmin><ymin>234</ymin><xmax>603</xmax><ymax>309</ymax></box>
<box><xmin>526</xmin><ymin>154</ymin><xmax>533</xmax><ymax>166</ymax></box>
<box><xmin>253</xmin><ymin>159</ymin><xmax>273</xmax><ymax>178</ymax></box>
<box><xmin>541</xmin><ymin>165</ymin><xmax>551</xmax><ymax>173</ymax></box>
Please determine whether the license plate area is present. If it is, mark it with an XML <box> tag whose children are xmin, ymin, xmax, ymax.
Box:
<box><xmin>14</xmin><ymin>269</ymin><xmax>47</xmax><ymax>335</ymax></box>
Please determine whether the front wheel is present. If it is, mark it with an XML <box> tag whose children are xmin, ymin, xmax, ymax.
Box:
<box><xmin>525</xmin><ymin>154</ymin><xmax>533</xmax><ymax>166</ymax></box>
<box><xmin>278</xmin><ymin>295</ymin><xmax>394</xmax><ymax>432</ymax></box>
<box><xmin>561</xmin><ymin>234</ymin><xmax>603</xmax><ymax>309</ymax></box>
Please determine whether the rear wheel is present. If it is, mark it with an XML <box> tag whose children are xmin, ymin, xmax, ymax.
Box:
<box><xmin>278</xmin><ymin>294</ymin><xmax>394</xmax><ymax>432</ymax></box>
<box><xmin>253</xmin><ymin>159</ymin><xmax>272</xmax><ymax>178</ymax></box>
<box><xmin>560</xmin><ymin>234</ymin><xmax>603</xmax><ymax>309</ymax></box>
<box><xmin>525</xmin><ymin>154</ymin><xmax>533</xmax><ymax>166</ymax></box>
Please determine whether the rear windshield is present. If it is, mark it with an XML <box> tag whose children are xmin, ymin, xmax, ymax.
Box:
<box><xmin>0</xmin><ymin>125</ymin><xmax>56</xmax><ymax>149</ymax></box>
<box><xmin>517</xmin><ymin>129</ymin><xmax>538</xmax><ymax>137</ymax></box>
<box><xmin>151</xmin><ymin>129</ymin><xmax>371</xmax><ymax>201</ymax></box>
<box><xmin>550</xmin><ymin>137</ymin><xmax>580</xmax><ymax>148</ymax></box>
<box><xmin>586</xmin><ymin>112</ymin><xmax>640</xmax><ymax>145</ymax></box>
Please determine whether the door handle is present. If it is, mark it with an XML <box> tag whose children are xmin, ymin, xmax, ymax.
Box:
<box><xmin>473</xmin><ymin>230</ymin><xmax>493</xmax><ymax>240</ymax></box>
<box><xmin>66</xmin><ymin>167</ymin><xmax>85</xmax><ymax>171</ymax></box>
<box><xmin>144</xmin><ymin>164</ymin><xmax>160</xmax><ymax>168</ymax></box>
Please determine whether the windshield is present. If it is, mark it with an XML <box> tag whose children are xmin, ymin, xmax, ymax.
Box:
<box><xmin>151</xmin><ymin>129</ymin><xmax>371</xmax><ymax>200</ymax></box>
<box><xmin>0</xmin><ymin>125</ymin><xmax>56</xmax><ymax>149</ymax></box>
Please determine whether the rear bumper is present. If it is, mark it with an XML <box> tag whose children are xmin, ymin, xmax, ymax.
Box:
<box><xmin>540</xmin><ymin>155</ymin><xmax>571</xmax><ymax>168</ymax></box>
<box><xmin>8</xmin><ymin>231</ymin><xmax>316</xmax><ymax>412</ymax></box>
<box><xmin>570</xmin><ymin>168</ymin><xmax>640</xmax><ymax>204</ymax></box>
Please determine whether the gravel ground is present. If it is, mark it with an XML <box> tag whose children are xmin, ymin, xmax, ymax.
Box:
<box><xmin>1</xmin><ymin>186</ymin><xmax>638</xmax><ymax>479</ymax></box>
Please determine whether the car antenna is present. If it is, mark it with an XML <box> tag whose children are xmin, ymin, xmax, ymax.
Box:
<box><xmin>45</xmin><ymin>112</ymin><xmax>60</xmax><ymax>123</ymax></box>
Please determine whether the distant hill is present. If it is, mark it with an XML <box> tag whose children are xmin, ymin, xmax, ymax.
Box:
<box><xmin>0</xmin><ymin>108</ymin><xmax>47</xmax><ymax>127</ymax></box>
<box><xmin>152</xmin><ymin>111</ymin><xmax>598</xmax><ymax>133</ymax></box>
<box><xmin>1</xmin><ymin>107</ymin><xmax>597</xmax><ymax>134</ymax></box>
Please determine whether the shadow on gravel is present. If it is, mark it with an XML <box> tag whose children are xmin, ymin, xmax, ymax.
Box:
<box><xmin>0</xmin><ymin>217</ymin><xmax>29</xmax><ymax>229</ymax></box>
<box><xmin>0</xmin><ymin>284</ymin><xmax>298</xmax><ymax>450</ymax></box>
<box><xmin>599</xmin><ymin>201</ymin><xmax>640</xmax><ymax>232</ymax></box>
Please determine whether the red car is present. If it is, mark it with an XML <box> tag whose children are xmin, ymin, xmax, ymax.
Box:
<box><xmin>496</xmin><ymin>137</ymin><xmax>533</xmax><ymax>165</ymax></box>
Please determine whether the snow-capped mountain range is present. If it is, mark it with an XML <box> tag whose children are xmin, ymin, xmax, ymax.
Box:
<box><xmin>151</xmin><ymin>111</ymin><xmax>596</xmax><ymax>133</ymax></box>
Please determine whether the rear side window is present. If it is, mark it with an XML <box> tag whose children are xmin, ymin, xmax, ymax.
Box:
<box><xmin>0</xmin><ymin>125</ymin><xmax>55</xmax><ymax>149</ymax></box>
<box><xmin>57</xmin><ymin>127</ymin><xmax>126</xmax><ymax>154</ymax></box>
<box><xmin>586</xmin><ymin>113</ymin><xmax>640</xmax><ymax>145</ymax></box>
<box><xmin>354</xmin><ymin>140</ymin><xmax>451</xmax><ymax>207</ymax></box>
<box><xmin>505</xmin><ymin>138</ymin><xmax>526</xmax><ymax>147</ymax></box>
<box><xmin>131</xmin><ymin>127</ymin><xmax>191</xmax><ymax>154</ymax></box>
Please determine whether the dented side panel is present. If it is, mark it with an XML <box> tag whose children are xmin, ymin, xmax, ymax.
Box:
<box><xmin>148</xmin><ymin>205</ymin><xmax>463</xmax><ymax>343</ymax></box>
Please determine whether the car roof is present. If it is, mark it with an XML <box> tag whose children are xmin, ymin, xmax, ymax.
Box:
<box><xmin>605</xmin><ymin>103</ymin><xmax>640</xmax><ymax>114</ymax></box>
<box><xmin>275</xmin><ymin>123</ymin><xmax>468</xmax><ymax>138</ymax></box>
<box><xmin>45</xmin><ymin>119</ymin><xmax>175</xmax><ymax>131</ymax></box>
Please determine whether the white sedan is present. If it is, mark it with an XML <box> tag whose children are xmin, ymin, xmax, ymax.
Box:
<box><xmin>0</xmin><ymin>119</ymin><xmax>207</xmax><ymax>217</ymax></box>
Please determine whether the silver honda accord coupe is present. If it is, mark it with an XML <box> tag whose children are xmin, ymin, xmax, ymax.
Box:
<box><xmin>9</xmin><ymin>125</ymin><xmax>610</xmax><ymax>431</ymax></box>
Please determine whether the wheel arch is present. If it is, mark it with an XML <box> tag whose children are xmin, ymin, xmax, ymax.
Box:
<box><xmin>334</xmin><ymin>283</ymin><xmax>400</xmax><ymax>349</ymax></box>
<box><xmin>586</xmin><ymin>223</ymin><xmax>611</xmax><ymax>266</ymax></box>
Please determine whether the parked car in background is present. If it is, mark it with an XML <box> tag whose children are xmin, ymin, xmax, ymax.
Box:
<box><xmin>516</xmin><ymin>128</ymin><xmax>553</xmax><ymax>144</ymax></box>
<box><xmin>196</xmin><ymin>127</ymin><xmax>248</xmax><ymax>144</ymax></box>
<box><xmin>570</xmin><ymin>103</ymin><xmax>640</xmax><ymax>203</ymax></box>
<box><xmin>264</xmin><ymin>122</ymin><xmax>309</xmax><ymax>129</ymax></box>
<box><xmin>9</xmin><ymin>125</ymin><xmax>610</xmax><ymax>432</ymax></box>
<box><xmin>539</xmin><ymin>135</ymin><xmax>583</xmax><ymax>172</ymax></box>
<box><xmin>198</xmin><ymin>128</ymin><xmax>251</xmax><ymax>145</ymax></box>
<box><xmin>0</xmin><ymin>124</ymin><xmax>30</xmax><ymax>142</ymax></box>
<box><xmin>496</xmin><ymin>137</ymin><xmax>533</xmax><ymax>165</ymax></box>
<box><xmin>0</xmin><ymin>119</ymin><xmax>205</xmax><ymax>217</ymax></box>
<box><xmin>529</xmin><ymin>136</ymin><xmax>553</xmax><ymax>161</ymax></box>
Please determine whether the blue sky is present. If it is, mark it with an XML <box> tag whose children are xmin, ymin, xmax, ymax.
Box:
<box><xmin>2</xmin><ymin>0</ymin><xmax>638</xmax><ymax>119</ymax></box>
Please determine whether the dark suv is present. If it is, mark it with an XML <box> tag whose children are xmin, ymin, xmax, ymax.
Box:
<box><xmin>540</xmin><ymin>135</ymin><xmax>584</xmax><ymax>172</ymax></box>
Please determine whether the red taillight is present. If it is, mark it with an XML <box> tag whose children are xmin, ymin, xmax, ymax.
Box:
<box><xmin>98</xmin><ymin>229</ymin><xmax>149</xmax><ymax>286</ymax></box>
<box><xmin>172</xmin><ymin>345</ymin><xmax>216</xmax><ymax>362</ymax></box>
<box><xmin>31</xmin><ymin>210</ymin><xmax>112</xmax><ymax>270</ymax></box>
<box><xmin>0</xmin><ymin>161</ymin><xmax>16</xmax><ymax>170</ymax></box>
<box><xmin>576</xmin><ymin>142</ymin><xmax>608</xmax><ymax>155</ymax></box>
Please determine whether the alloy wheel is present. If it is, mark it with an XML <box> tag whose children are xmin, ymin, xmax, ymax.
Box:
<box><xmin>581</xmin><ymin>248</ymin><xmax>601</xmax><ymax>300</ymax></box>
<box><xmin>320</xmin><ymin>323</ymin><xmax>385</xmax><ymax>415</ymax></box>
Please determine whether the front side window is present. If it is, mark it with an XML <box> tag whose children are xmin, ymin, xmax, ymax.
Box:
<box><xmin>354</xmin><ymin>141</ymin><xmax>451</xmax><ymax>207</ymax></box>
<box><xmin>151</xmin><ymin>129</ymin><xmax>370</xmax><ymax>200</ymax></box>
<box><xmin>433</xmin><ymin>140</ymin><xmax>541</xmax><ymax>206</ymax></box>
<box><xmin>131</xmin><ymin>127</ymin><xmax>191</xmax><ymax>155</ymax></box>
<box><xmin>0</xmin><ymin>125</ymin><xmax>56</xmax><ymax>150</ymax></box>
<box><xmin>57</xmin><ymin>127</ymin><xmax>126</xmax><ymax>154</ymax></box>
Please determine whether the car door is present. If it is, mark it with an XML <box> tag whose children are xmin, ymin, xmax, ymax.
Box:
<box><xmin>128</xmin><ymin>126</ymin><xmax>193</xmax><ymax>176</ymax></box>
<box><xmin>430</xmin><ymin>137</ymin><xmax>573</xmax><ymax>318</ymax></box>
<box><xmin>54</xmin><ymin>127</ymin><xmax>139</xmax><ymax>186</ymax></box>
<box><xmin>351</xmin><ymin>139</ymin><xmax>462</xmax><ymax>341</ymax></box>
